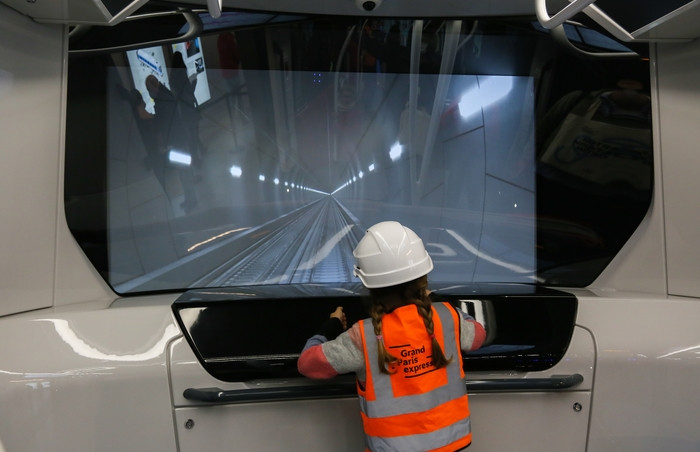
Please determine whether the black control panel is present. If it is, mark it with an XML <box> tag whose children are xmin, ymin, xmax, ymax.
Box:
<box><xmin>172</xmin><ymin>283</ymin><xmax>577</xmax><ymax>382</ymax></box>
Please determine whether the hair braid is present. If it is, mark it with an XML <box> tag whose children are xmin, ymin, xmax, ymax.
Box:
<box><xmin>369</xmin><ymin>302</ymin><xmax>399</xmax><ymax>374</ymax></box>
<box><xmin>413</xmin><ymin>278</ymin><xmax>452</xmax><ymax>369</ymax></box>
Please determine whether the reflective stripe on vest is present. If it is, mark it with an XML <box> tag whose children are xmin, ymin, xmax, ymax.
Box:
<box><xmin>358</xmin><ymin>302</ymin><xmax>471</xmax><ymax>452</ymax></box>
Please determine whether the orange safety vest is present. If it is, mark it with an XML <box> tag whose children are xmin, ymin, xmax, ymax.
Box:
<box><xmin>357</xmin><ymin>302</ymin><xmax>471</xmax><ymax>452</ymax></box>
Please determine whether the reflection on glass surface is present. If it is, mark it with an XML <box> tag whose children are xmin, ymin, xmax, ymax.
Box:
<box><xmin>65</xmin><ymin>15</ymin><xmax>652</xmax><ymax>293</ymax></box>
<box><xmin>106</xmin><ymin>66</ymin><xmax>535</xmax><ymax>291</ymax></box>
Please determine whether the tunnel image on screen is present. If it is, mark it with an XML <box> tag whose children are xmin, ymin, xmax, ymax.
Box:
<box><xmin>106</xmin><ymin>60</ymin><xmax>535</xmax><ymax>293</ymax></box>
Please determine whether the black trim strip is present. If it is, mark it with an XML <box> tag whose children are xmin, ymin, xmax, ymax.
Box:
<box><xmin>182</xmin><ymin>373</ymin><xmax>584</xmax><ymax>404</ymax></box>
<box><xmin>467</xmin><ymin>373</ymin><xmax>584</xmax><ymax>391</ymax></box>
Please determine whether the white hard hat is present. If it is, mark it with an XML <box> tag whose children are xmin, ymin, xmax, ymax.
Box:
<box><xmin>353</xmin><ymin>221</ymin><xmax>433</xmax><ymax>288</ymax></box>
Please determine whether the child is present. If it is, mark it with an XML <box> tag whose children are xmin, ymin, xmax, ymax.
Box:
<box><xmin>298</xmin><ymin>221</ymin><xmax>486</xmax><ymax>452</ymax></box>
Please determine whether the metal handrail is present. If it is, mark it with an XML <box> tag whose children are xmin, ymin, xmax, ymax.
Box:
<box><xmin>537</xmin><ymin>0</ymin><xmax>694</xmax><ymax>42</ymax></box>
<box><xmin>535</xmin><ymin>0</ymin><xmax>596</xmax><ymax>29</ymax></box>
<box><xmin>550</xmin><ymin>24</ymin><xmax>639</xmax><ymax>59</ymax></box>
<box><xmin>207</xmin><ymin>0</ymin><xmax>223</xmax><ymax>19</ymax></box>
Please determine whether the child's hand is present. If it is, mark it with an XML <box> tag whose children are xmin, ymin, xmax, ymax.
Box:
<box><xmin>330</xmin><ymin>306</ymin><xmax>347</xmax><ymax>330</ymax></box>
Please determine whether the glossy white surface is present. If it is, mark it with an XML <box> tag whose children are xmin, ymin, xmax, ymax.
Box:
<box><xmin>1</xmin><ymin>0</ymin><xmax>534</xmax><ymax>23</ymax></box>
<box><xmin>0</xmin><ymin>303</ymin><xmax>180</xmax><ymax>452</ymax></box>
<box><xmin>656</xmin><ymin>38</ymin><xmax>700</xmax><ymax>298</ymax></box>
<box><xmin>470</xmin><ymin>391</ymin><xmax>592</xmax><ymax>451</ymax></box>
<box><xmin>592</xmin><ymin>39</ymin><xmax>700</xmax><ymax>299</ymax></box>
<box><xmin>169</xmin><ymin>326</ymin><xmax>595</xmax><ymax>451</ymax></box>
<box><xmin>0</xmin><ymin>6</ymin><xmax>63</xmax><ymax>316</ymax></box>
<box><xmin>0</xmin><ymin>0</ymin><xmax>149</xmax><ymax>24</ymax></box>
<box><xmin>173</xmin><ymin>392</ymin><xmax>592</xmax><ymax>452</ymax></box>
<box><xmin>176</xmin><ymin>398</ymin><xmax>365</xmax><ymax>451</ymax></box>
<box><xmin>6</xmin><ymin>0</ymin><xmax>700</xmax><ymax>42</ymax></box>
<box><xmin>588</xmin><ymin>45</ymin><xmax>667</xmax><ymax>296</ymax></box>
<box><xmin>575</xmin><ymin>291</ymin><xmax>700</xmax><ymax>451</ymax></box>
<box><xmin>0</xmin><ymin>3</ymin><xmax>115</xmax><ymax>317</ymax></box>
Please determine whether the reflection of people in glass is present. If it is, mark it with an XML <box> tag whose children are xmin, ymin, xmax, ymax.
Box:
<box><xmin>185</xmin><ymin>39</ymin><xmax>200</xmax><ymax>58</ymax></box>
<box><xmin>537</xmin><ymin>79</ymin><xmax>652</xmax><ymax>264</ymax></box>
<box><xmin>334</xmin><ymin>76</ymin><xmax>364</xmax><ymax>162</ymax></box>
<box><xmin>217</xmin><ymin>31</ymin><xmax>246</xmax><ymax>124</ymax></box>
<box><xmin>384</xmin><ymin>23</ymin><xmax>409</xmax><ymax>73</ymax></box>
<box><xmin>420</xmin><ymin>31</ymin><xmax>442</xmax><ymax>73</ymax></box>
<box><xmin>539</xmin><ymin>79</ymin><xmax>652</xmax><ymax>193</ymax></box>
<box><xmin>128</xmin><ymin>89</ymin><xmax>167</xmax><ymax>192</ymax></box>
<box><xmin>398</xmin><ymin>86</ymin><xmax>432</xmax><ymax>161</ymax></box>
<box><xmin>217</xmin><ymin>32</ymin><xmax>244</xmax><ymax>94</ymax></box>
<box><xmin>170</xmin><ymin>51</ymin><xmax>203</xmax><ymax>167</ymax></box>
<box><xmin>361</xmin><ymin>20</ymin><xmax>384</xmax><ymax>73</ymax></box>
<box><xmin>145</xmin><ymin>74</ymin><xmax>198</xmax><ymax>212</ymax></box>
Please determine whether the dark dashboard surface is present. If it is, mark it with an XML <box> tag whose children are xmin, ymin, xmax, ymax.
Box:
<box><xmin>172</xmin><ymin>283</ymin><xmax>577</xmax><ymax>381</ymax></box>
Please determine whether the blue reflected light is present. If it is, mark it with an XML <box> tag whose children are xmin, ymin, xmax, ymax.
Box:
<box><xmin>458</xmin><ymin>76</ymin><xmax>514</xmax><ymax>119</ymax></box>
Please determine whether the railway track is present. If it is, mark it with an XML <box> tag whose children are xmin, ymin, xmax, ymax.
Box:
<box><xmin>199</xmin><ymin>197</ymin><xmax>364</xmax><ymax>286</ymax></box>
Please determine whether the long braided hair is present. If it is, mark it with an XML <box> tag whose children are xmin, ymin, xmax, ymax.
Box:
<box><xmin>368</xmin><ymin>275</ymin><xmax>452</xmax><ymax>374</ymax></box>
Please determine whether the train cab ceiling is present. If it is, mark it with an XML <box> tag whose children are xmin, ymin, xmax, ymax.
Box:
<box><xmin>3</xmin><ymin>0</ymin><xmax>700</xmax><ymax>42</ymax></box>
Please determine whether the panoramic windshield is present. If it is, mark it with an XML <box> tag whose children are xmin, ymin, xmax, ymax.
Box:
<box><xmin>65</xmin><ymin>13</ymin><xmax>652</xmax><ymax>293</ymax></box>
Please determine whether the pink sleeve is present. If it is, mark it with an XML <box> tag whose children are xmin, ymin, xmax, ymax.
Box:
<box><xmin>297</xmin><ymin>345</ymin><xmax>340</xmax><ymax>379</ymax></box>
<box><xmin>467</xmin><ymin>319</ymin><xmax>487</xmax><ymax>351</ymax></box>
<box><xmin>348</xmin><ymin>322</ymin><xmax>364</xmax><ymax>349</ymax></box>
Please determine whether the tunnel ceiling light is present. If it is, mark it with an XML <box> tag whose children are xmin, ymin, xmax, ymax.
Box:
<box><xmin>229</xmin><ymin>165</ymin><xmax>242</xmax><ymax>178</ymax></box>
<box><xmin>307</xmin><ymin>187</ymin><xmax>328</xmax><ymax>195</ymax></box>
<box><xmin>389</xmin><ymin>142</ymin><xmax>403</xmax><ymax>161</ymax></box>
<box><xmin>259</xmin><ymin>174</ymin><xmax>265</xmax><ymax>182</ymax></box>
<box><xmin>168</xmin><ymin>150</ymin><xmax>191</xmax><ymax>166</ymax></box>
